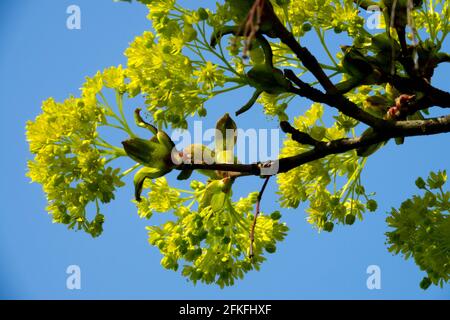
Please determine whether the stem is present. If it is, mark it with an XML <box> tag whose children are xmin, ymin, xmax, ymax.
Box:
<box><xmin>341</xmin><ymin>157</ymin><xmax>367</xmax><ymax>200</ymax></box>
<box><xmin>196</xmin><ymin>21</ymin><xmax>241</xmax><ymax>77</ymax></box>
<box><xmin>226</xmin><ymin>198</ymin><xmax>249</xmax><ymax>231</ymax></box>
<box><xmin>249</xmin><ymin>176</ymin><xmax>271</xmax><ymax>259</ymax></box>
<box><xmin>315</xmin><ymin>28</ymin><xmax>338</xmax><ymax>68</ymax></box>
<box><xmin>120</xmin><ymin>163</ymin><xmax>141</xmax><ymax>177</ymax></box>
<box><xmin>116</xmin><ymin>92</ymin><xmax>136</xmax><ymax>138</ymax></box>
<box><xmin>212</xmin><ymin>84</ymin><xmax>246</xmax><ymax>96</ymax></box>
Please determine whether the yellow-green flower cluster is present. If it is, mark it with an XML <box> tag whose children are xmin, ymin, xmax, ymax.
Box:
<box><xmin>125</xmin><ymin>29</ymin><xmax>207</xmax><ymax>128</ymax></box>
<box><xmin>135</xmin><ymin>178</ymin><xmax>184</xmax><ymax>219</ymax></box>
<box><xmin>387</xmin><ymin>171</ymin><xmax>449</xmax><ymax>289</ymax></box>
<box><xmin>123</xmin><ymin>2</ymin><xmax>234</xmax><ymax>128</ymax></box>
<box><xmin>102</xmin><ymin>65</ymin><xmax>127</xmax><ymax>92</ymax></box>
<box><xmin>194</xmin><ymin>61</ymin><xmax>226</xmax><ymax>92</ymax></box>
<box><xmin>139</xmin><ymin>179</ymin><xmax>288</xmax><ymax>288</ymax></box>
<box><xmin>207</xmin><ymin>2</ymin><xmax>236</xmax><ymax>29</ymax></box>
<box><xmin>276</xmin><ymin>0</ymin><xmax>365</xmax><ymax>37</ymax></box>
<box><xmin>413</xmin><ymin>0</ymin><xmax>449</xmax><ymax>43</ymax></box>
<box><xmin>26</xmin><ymin>95</ymin><xmax>125</xmax><ymax>237</ymax></box>
<box><xmin>257</xmin><ymin>92</ymin><xmax>289</xmax><ymax>121</ymax></box>
<box><xmin>277</xmin><ymin>103</ymin><xmax>377</xmax><ymax>230</ymax></box>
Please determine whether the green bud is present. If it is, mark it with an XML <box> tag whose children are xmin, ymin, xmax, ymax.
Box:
<box><xmin>302</xmin><ymin>23</ymin><xmax>312</xmax><ymax>32</ymax></box>
<box><xmin>61</xmin><ymin>214</ymin><xmax>71</xmax><ymax>224</ymax></box>
<box><xmin>122</xmin><ymin>138</ymin><xmax>157</xmax><ymax>166</ymax></box>
<box><xmin>265</xmin><ymin>244</ymin><xmax>277</xmax><ymax>254</ymax></box>
<box><xmin>333</xmin><ymin>25</ymin><xmax>343</xmax><ymax>34</ymax></box>
<box><xmin>420</xmin><ymin>277</ymin><xmax>432</xmax><ymax>290</ymax></box>
<box><xmin>215</xmin><ymin>113</ymin><xmax>237</xmax><ymax>152</ymax></box>
<box><xmin>270</xmin><ymin>211</ymin><xmax>282</xmax><ymax>220</ymax></box>
<box><xmin>198</xmin><ymin>108</ymin><xmax>207</xmax><ymax>117</ymax></box>
<box><xmin>355</xmin><ymin>185</ymin><xmax>365</xmax><ymax>195</ymax></box>
<box><xmin>366</xmin><ymin>199</ymin><xmax>378</xmax><ymax>212</ymax></box>
<box><xmin>345</xmin><ymin>214</ymin><xmax>356</xmax><ymax>225</ymax></box>
<box><xmin>122</xmin><ymin>136</ymin><xmax>173</xmax><ymax>170</ymax></box>
<box><xmin>324</xmin><ymin>221</ymin><xmax>334</xmax><ymax>232</ymax></box>
<box><xmin>197</xmin><ymin>7</ymin><xmax>209</xmax><ymax>21</ymax></box>
<box><xmin>330</xmin><ymin>196</ymin><xmax>340</xmax><ymax>206</ymax></box>
<box><xmin>415</xmin><ymin>177</ymin><xmax>426</xmax><ymax>189</ymax></box>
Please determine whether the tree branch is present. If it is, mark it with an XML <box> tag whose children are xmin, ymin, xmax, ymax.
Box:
<box><xmin>175</xmin><ymin>115</ymin><xmax>450</xmax><ymax>176</ymax></box>
<box><xmin>249</xmin><ymin>176</ymin><xmax>270</xmax><ymax>259</ymax></box>
<box><xmin>262</xmin><ymin>2</ymin><xmax>337</xmax><ymax>93</ymax></box>
<box><xmin>280</xmin><ymin>120</ymin><xmax>323</xmax><ymax>147</ymax></box>
<box><xmin>284</xmin><ymin>69</ymin><xmax>388</xmax><ymax>129</ymax></box>
<box><xmin>389</xmin><ymin>75</ymin><xmax>450</xmax><ymax>108</ymax></box>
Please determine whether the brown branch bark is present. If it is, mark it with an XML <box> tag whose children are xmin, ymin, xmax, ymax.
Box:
<box><xmin>249</xmin><ymin>176</ymin><xmax>270</xmax><ymax>259</ymax></box>
<box><xmin>196</xmin><ymin>1</ymin><xmax>450</xmax><ymax>179</ymax></box>
<box><xmin>175</xmin><ymin>115</ymin><xmax>450</xmax><ymax>176</ymax></box>
<box><xmin>284</xmin><ymin>69</ymin><xmax>388</xmax><ymax>129</ymax></box>
<box><xmin>389</xmin><ymin>75</ymin><xmax>450</xmax><ymax>108</ymax></box>
<box><xmin>261</xmin><ymin>2</ymin><xmax>337</xmax><ymax>93</ymax></box>
<box><xmin>280</xmin><ymin>120</ymin><xmax>322</xmax><ymax>147</ymax></box>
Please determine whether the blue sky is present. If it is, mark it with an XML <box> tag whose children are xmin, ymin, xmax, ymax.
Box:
<box><xmin>0</xmin><ymin>0</ymin><xmax>449</xmax><ymax>299</ymax></box>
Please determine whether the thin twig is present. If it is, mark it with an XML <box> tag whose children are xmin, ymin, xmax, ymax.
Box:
<box><xmin>280</xmin><ymin>120</ymin><xmax>323</xmax><ymax>147</ymax></box>
<box><xmin>284</xmin><ymin>69</ymin><xmax>388</xmax><ymax>129</ymax></box>
<box><xmin>249</xmin><ymin>176</ymin><xmax>271</xmax><ymax>259</ymax></box>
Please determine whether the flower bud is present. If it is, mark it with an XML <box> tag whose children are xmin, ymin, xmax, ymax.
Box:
<box><xmin>324</xmin><ymin>221</ymin><xmax>334</xmax><ymax>232</ymax></box>
<box><xmin>270</xmin><ymin>211</ymin><xmax>282</xmax><ymax>220</ymax></box>
<box><xmin>197</xmin><ymin>8</ymin><xmax>209</xmax><ymax>21</ymax></box>
<box><xmin>122</xmin><ymin>138</ymin><xmax>156</xmax><ymax>166</ymax></box>
<box><xmin>198</xmin><ymin>108</ymin><xmax>207</xmax><ymax>117</ymax></box>
<box><xmin>215</xmin><ymin>113</ymin><xmax>237</xmax><ymax>152</ymax></box>
<box><xmin>345</xmin><ymin>214</ymin><xmax>356</xmax><ymax>225</ymax></box>
<box><xmin>302</xmin><ymin>23</ymin><xmax>312</xmax><ymax>32</ymax></box>
<box><xmin>415</xmin><ymin>177</ymin><xmax>426</xmax><ymax>189</ymax></box>
<box><xmin>420</xmin><ymin>277</ymin><xmax>432</xmax><ymax>290</ymax></box>
<box><xmin>265</xmin><ymin>244</ymin><xmax>277</xmax><ymax>254</ymax></box>
<box><xmin>366</xmin><ymin>199</ymin><xmax>378</xmax><ymax>212</ymax></box>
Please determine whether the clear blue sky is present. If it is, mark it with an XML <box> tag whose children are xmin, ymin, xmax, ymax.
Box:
<box><xmin>0</xmin><ymin>0</ymin><xmax>449</xmax><ymax>299</ymax></box>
